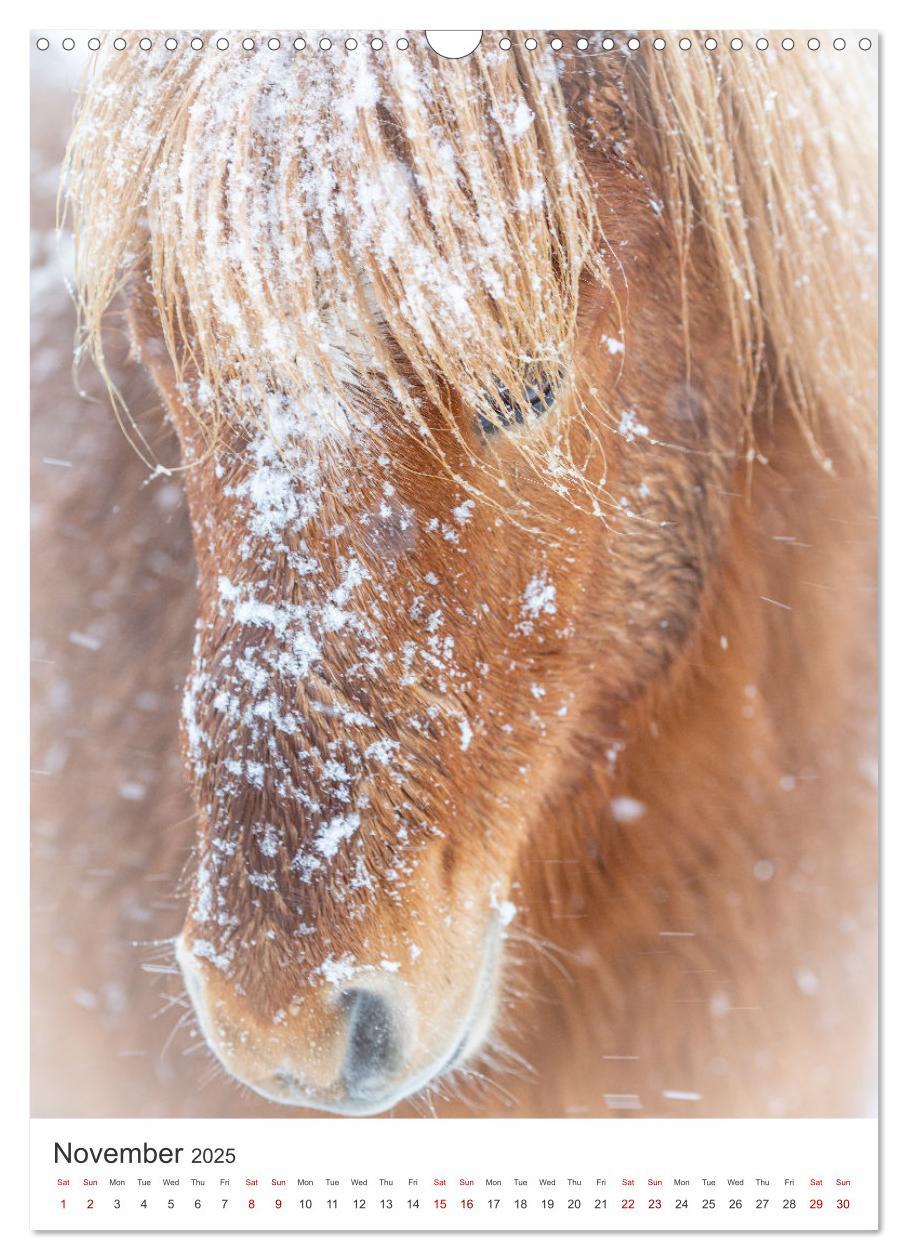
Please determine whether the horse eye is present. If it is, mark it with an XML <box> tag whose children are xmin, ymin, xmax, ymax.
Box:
<box><xmin>477</xmin><ymin>374</ymin><xmax>559</xmax><ymax>435</ymax></box>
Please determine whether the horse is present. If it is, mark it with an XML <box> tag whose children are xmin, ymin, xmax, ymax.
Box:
<box><xmin>39</xmin><ymin>30</ymin><xmax>876</xmax><ymax>1119</ymax></box>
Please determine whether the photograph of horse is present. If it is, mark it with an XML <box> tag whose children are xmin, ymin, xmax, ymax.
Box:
<box><xmin>32</xmin><ymin>32</ymin><xmax>877</xmax><ymax>1119</ymax></box>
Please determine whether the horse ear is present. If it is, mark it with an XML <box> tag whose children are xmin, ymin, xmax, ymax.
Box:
<box><xmin>557</xmin><ymin>58</ymin><xmax>627</xmax><ymax>152</ymax></box>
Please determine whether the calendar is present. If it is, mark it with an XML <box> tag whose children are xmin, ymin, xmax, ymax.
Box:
<box><xmin>30</xmin><ymin>23</ymin><xmax>879</xmax><ymax>1240</ymax></box>
<box><xmin>31</xmin><ymin>1120</ymin><xmax>877</xmax><ymax>1230</ymax></box>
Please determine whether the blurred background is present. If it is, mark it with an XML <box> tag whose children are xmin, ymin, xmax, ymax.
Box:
<box><xmin>31</xmin><ymin>43</ymin><xmax>228</xmax><ymax>1117</ymax></box>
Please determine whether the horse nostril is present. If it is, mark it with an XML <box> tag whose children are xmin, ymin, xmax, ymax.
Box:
<box><xmin>340</xmin><ymin>989</ymin><xmax>399</xmax><ymax>1097</ymax></box>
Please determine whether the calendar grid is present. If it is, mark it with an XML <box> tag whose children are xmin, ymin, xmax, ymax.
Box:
<box><xmin>31</xmin><ymin>1118</ymin><xmax>877</xmax><ymax>1231</ymax></box>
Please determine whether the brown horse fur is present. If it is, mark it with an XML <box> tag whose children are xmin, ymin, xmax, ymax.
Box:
<box><xmin>36</xmin><ymin>31</ymin><xmax>876</xmax><ymax>1117</ymax></box>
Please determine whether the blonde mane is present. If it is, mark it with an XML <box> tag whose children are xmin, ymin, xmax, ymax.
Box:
<box><xmin>62</xmin><ymin>31</ymin><xmax>877</xmax><ymax>482</ymax></box>
<box><xmin>624</xmin><ymin>38</ymin><xmax>876</xmax><ymax>469</ymax></box>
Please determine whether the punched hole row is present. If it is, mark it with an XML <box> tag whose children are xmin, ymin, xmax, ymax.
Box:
<box><xmin>35</xmin><ymin>34</ymin><xmax>874</xmax><ymax>54</ymax></box>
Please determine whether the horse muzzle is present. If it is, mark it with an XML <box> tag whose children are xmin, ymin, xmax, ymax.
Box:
<box><xmin>175</xmin><ymin>929</ymin><xmax>501</xmax><ymax>1115</ymax></box>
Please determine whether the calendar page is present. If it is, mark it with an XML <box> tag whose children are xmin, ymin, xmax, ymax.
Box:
<box><xmin>29</xmin><ymin>24</ymin><xmax>879</xmax><ymax>1237</ymax></box>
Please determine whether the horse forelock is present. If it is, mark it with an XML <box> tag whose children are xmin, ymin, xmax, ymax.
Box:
<box><xmin>64</xmin><ymin>29</ymin><xmax>876</xmax><ymax>487</ymax></box>
<box><xmin>65</xmin><ymin>34</ymin><xmax>610</xmax><ymax>497</ymax></box>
